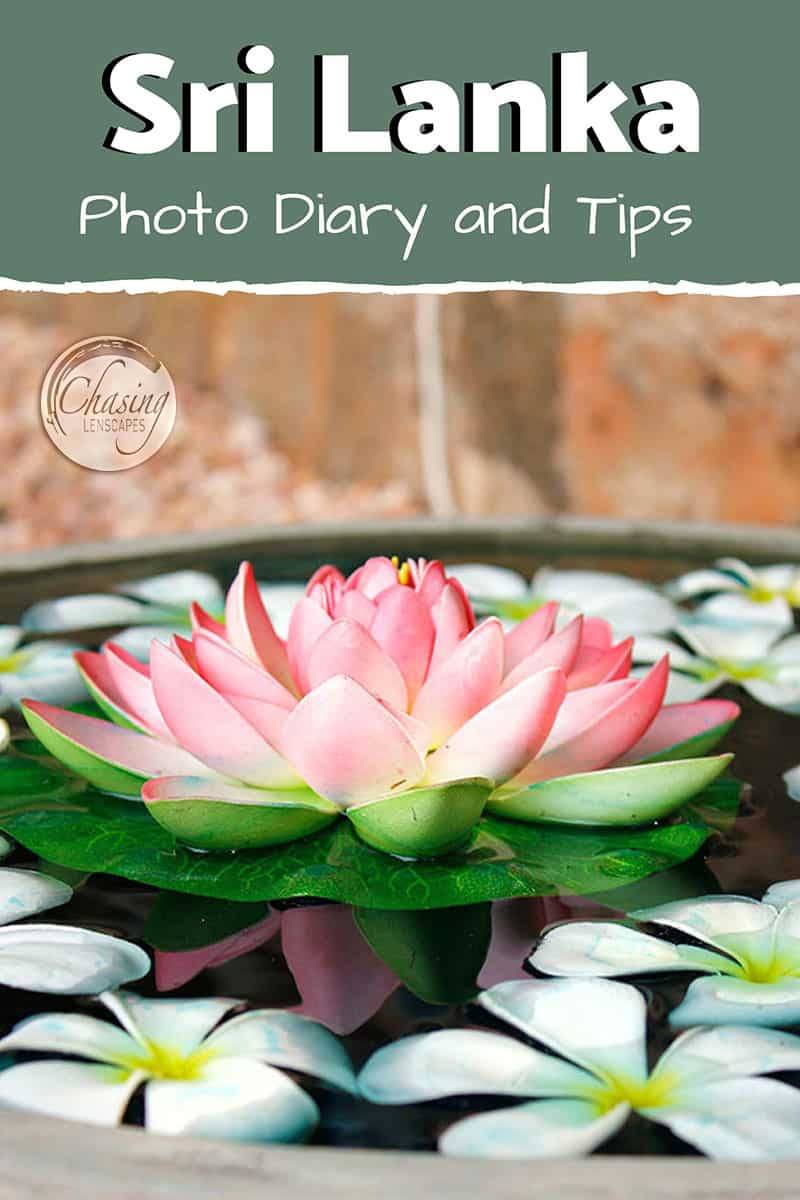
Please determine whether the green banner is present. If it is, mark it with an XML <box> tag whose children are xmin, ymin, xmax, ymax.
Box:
<box><xmin>0</xmin><ymin>0</ymin><xmax>794</xmax><ymax>287</ymax></box>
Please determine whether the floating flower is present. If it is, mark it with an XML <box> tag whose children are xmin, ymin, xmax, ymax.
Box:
<box><xmin>0</xmin><ymin>838</ymin><xmax>149</xmax><ymax>993</ymax></box>
<box><xmin>0</xmin><ymin>719</ymin><xmax>8</xmax><ymax>754</ymax></box>
<box><xmin>634</xmin><ymin>621</ymin><xmax>800</xmax><ymax>711</ymax></box>
<box><xmin>668</xmin><ymin>558</ymin><xmax>800</xmax><ymax>632</ymax></box>
<box><xmin>360</xmin><ymin>977</ymin><xmax>800</xmax><ymax>1159</ymax></box>
<box><xmin>0</xmin><ymin>990</ymin><xmax>356</xmax><ymax>1140</ymax></box>
<box><xmin>23</xmin><ymin>558</ymin><xmax>737</xmax><ymax>858</ymax></box>
<box><xmin>447</xmin><ymin>563</ymin><xmax>679</xmax><ymax>637</ymax></box>
<box><xmin>0</xmin><ymin>626</ymin><xmax>85</xmax><ymax>713</ymax></box>
<box><xmin>530</xmin><ymin>881</ymin><xmax>800</xmax><ymax>1028</ymax></box>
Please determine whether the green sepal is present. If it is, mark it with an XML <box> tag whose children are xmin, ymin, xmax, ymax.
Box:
<box><xmin>488</xmin><ymin>755</ymin><xmax>733</xmax><ymax>827</ymax></box>
<box><xmin>639</xmin><ymin>718</ymin><xmax>738</xmax><ymax>764</ymax></box>
<box><xmin>347</xmin><ymin>778</ymin><xmax>490</xmax><ymax>858</ymax></box>
<box><xmin>145</xmin><ymin>786</ymin><xmax>340</xmax><ymax>851</ymax></box>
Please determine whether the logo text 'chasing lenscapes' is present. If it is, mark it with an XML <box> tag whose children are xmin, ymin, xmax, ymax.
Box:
<box><xmin>102</xmin><ymin>48</ymin><xmax>700</xmax><ymax>157</ymax></box>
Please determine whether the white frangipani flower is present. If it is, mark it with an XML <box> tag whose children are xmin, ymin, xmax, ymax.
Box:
<box><xmin>0</xmin><ymin>992</ymin><xmax>356</xmax><ymax>1141</ymax></box>
<box><xmin>0</xmin><ymin>719</ymin><xmax>8</xmax><ymax>753</ymax></box>
<box><xmin>669</xmin><ymin>558</ymin><xmax>800</xmax><ymax>631</ymax></box>
<box><xmin>0</xmin><ymin>626</ymin><xmax>85</xmax><ymax>713</ymax></box>
<box><xmin>0</xmin><ymin>838</ymin><xmax>150</xmax><ymax>994</ymax></box>
<box><xmin>530</xmin><ymin>883</ymin><xmax>800</xmax><ymax>1028</ymax></box>
<box><xmin>360</xmin><ymin>978</ymin><xmax>800</xmax><ymax>1160</ymax></box>
<box><xmin>446</xmin><ymin>563</ymin><xmax>678</xmax><ymax>638</ymax></box>
<box><xmin>634</xmin><ymin>619</ymin><xmax>800</xmax><ymax>711</ymax></box>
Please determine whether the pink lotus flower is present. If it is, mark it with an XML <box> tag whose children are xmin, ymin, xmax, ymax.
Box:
<box><xmin>23</xmin><ymin>557</ymin><xmax>738</xmax><ymax>858</ymax></box>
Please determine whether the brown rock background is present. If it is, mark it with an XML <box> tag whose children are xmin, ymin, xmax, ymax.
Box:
<box><xmin>1</xmin><ymin>290</ymin><xmax>799</xmax><ymax>551</ymax></box>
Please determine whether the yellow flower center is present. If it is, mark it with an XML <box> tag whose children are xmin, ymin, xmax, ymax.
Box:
<box><xmin>391</xmin><ymin>556</ymin><xmax>413</xmax><ymax>587</ymax></box>
<box><xmin>120</xmin><ymin>1040</ymin><xmax>216</xmax><ymax>1082</ymax></box>
<box><xmin>590</xmin><ymin>1069</ymin><xmax>679</xmax><ymax>1116</ymax></box>
<box><xmin>747</xmin><ymin>584</ymin><xmax>777</xmax><ymax>604</ymax></box>
<box><xmin>0</xmin><ymin>651</ymin><xmax>29</xmax><ymax>674</ymax></box>
<box><xmin>715</xmin><ymin>658</ymin><xmax>772</xmax><ymax>682</ymax></box>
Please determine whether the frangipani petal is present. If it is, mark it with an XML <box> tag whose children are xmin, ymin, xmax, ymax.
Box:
<box><xmin>532</xmin><ymin>568</ymin><xmax>677</xmax><ymax>636</ymax></box>
<box><xmin>632</xmin><ymin>895</ymin><xmax>776</xmax><ymax>963</ymax></box>
<box><xmin>669</xmin><ymin>975</ymin><xmax>800</xmax><ymax>1029</ymax></box>
<box><xmin>225</xmin><ymin>563</ymin><xmax>294</xmax><ymax>692</ymax></box>
<box><xmin>306</xmin><ymin>619</ymin><xmax>408</xmax><ymax>712</ymax></box>
<box><xmin>616</xmin><ymin>699</ymin><xmax>740</xmax><ymax>766</ymax></box>
<box><xmin>0</xmin><ymin>867</ymin><xmax>72</xmax><ymax>925</ymax></box>
<box><xmin>762</xmin><ymin>879</ymin><xmax>800</xmax><ymax>910</ymax></box>
<box><xmin>22</xmin><ymin>700</ymin><xmax>206</xmax><ymax>797</ymax></box>
<box><xmin>446</xmin><ymin>563</ymin><xmax>530</xmax><ymax>605</ymax></box>
<box><xmin>0</xmin><ymin>1061</ymin><xmax>144</xmax><ymax>1127</ymax></box>
<box><xmin>439</xmin><ymin>1098</ymin><xmax>630</xmax><ymax>1160</ymax></box>
<box><xmin>0</xmin><ymin>926</ymin><xmax>150</xmax><ymax>994</ymax></box>
<box><xmin>425</xmin><ymin>668</ymin><xmax>566</xmax><ymax>787</ymax></box>
<box><xmin>118</xmin><ymin>570</ymin><xmax>224</xmax><ymax>613</ymax></box>
<box><xmin>358</xmin><ymin>1029</ymin><xmax>596</xmax><ymax>1104</ymax></box>
<box><xmin>743</xmin><ymin>676</ymin><xmax>800</xmax><ymax>715</ymax></box>
<box><xmin>667</xmin><ymin>568</ymin><xmax>744</xmax><ymax>600</ymax></box>
<box><xmin>0</xmin><ymin>627</ymin><xmax>22</xmax><ymax>657</ymax></box>
<box><xmin>412</xmin><ymin>619</ymin><xmax>504</xmax><ymax>747</ymax></box>
<box><xmin>657</xmin><ymin>1024</ymin><xmax>800</xmax><ymax>1083</ymax></box>
<box><xmin>280</xmin><ymin>905</ymin><xmax>397</xmax><ymax>1036</ymax></box>
<box><xmin>678</xmin><ymin>619</ymin><xmax>781</xmax><ymax>664</ymax></box>
<box><xmin>105</xmin><ymin>624</ymin><xmax>182</xmax><ymax>662</ymax></box>
<box><xmin>203</xmin><ymin>1009</ymin><xmax>357</xmax><ymax>1093</ymax></box>
<box><xmin>21</xmin><ymin>594</ymin><xmax>148</xmax><ymax>634</ymax></box>
<box><xmin>479</xmin><ymin>978</ymin><xmax>648</xmax><ymax>1083</ymax></box>
<box><xmin>283</xmin><ymin>676</ymin><xmax>424</xmax><ymax>807</ymax></box>
<box><xmin>150</xmin><ymin>641</ymin><xmax>291</xmax><ymax>787</ymax></box>
<box><xmin>145</xmin><ymin>1057</ymin><xmax>319</xmax><ymax>1142</ymax></box>
<box><xmin>529</xmin><ymin>921</ymin><xmax>735</xmax><ymax>979</ymax></box>
<box><xmin>653</xmin><ymin>1076</ymin><xmax>800</xmax><ymax>1160</ymax></box>
<box><xmin>101</xmin><ymin>991</ymin><xmax>238</xmax><ymax>1058</ymax></box>
<box><xmin>694</xmin><ymin>592</ymin><xmax>793</xmax><ymax>636</ymax></box>
<box><xmin>0</xmin><ymin>1010</ymin><xmax>140</xmax><ymax>1064</ymax></box>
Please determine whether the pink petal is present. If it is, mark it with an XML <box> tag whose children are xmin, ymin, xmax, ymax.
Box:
<box><xmin>540</xmin><ymin>680</ymin><xmax>636</xmax><ymax>747</ymax></box>
<box><xmin>171</xmin><ymin>635</ymin><xmax>198</xmax><ymax>669</ymax></box>
<box><xmin>217</xmin><ymin>695</ymin><xmax>293</xmax><ymax>760</ymax></box>
<box><xmin>149</xmin><ymin>641</ymin><xmax>296</xmax><ymax>786</ymax></box>
<box><xmin>306</xmin><ymin>619</ymin><xmax>408</xmax><ymax>712</ymax></box>
<box><xmin>500</xmin><ymin>616</ymin><xmax>584</xmax><ymax>695</ymax></box>
<box><xmin>75</xmin><ymin>650</ymin><xmax>131</xmax><ymax>717</ymax></box>
<box><xmin>417</xmin><ymin>560</ymin><xmax>448</xmax><ymax>607</ymax></box>
<box><xmin>503</xmin><ymin>602</ymin><xmax>559</xmax><ymax>674</ymax></box>
<box><xmin>189</xmin><ymin>602</ymin><xmax>226</xmax><ymax>639</ymax></box>
<box><xmin>103</xmin><ymin>644</ymin><xmax>174</xmax><ymax>740</ymax></box>
<box><xmin>412</xmin><ymin>618</ymin><xmax>505</xmax><ymax>746</ymax></box>
<box><xmin>22</xmin><ymin>700</ymin><xmax>206</xmax><ymax>779</ymax></box>
<box><xmin>428</xmin><ymin>582</ymin><xmax>474</xmax><ymax>673</ymax></box>
<box><xmin>306</xmin><ymin>564</ymin><xmax>346</xmax><ymax>594</ymax></box>
<box><xmin>426</xmin><ymin>667</ymin><xmax>567</xmax><ymax>786</ymax></box>
<box><xmin>566</xmin><ymin>638</ymin><xmax>634</xmax><ymax>691</ymax></box>
<box><xmin>225</xmin><ymin>562</ymin><xmax>294</xmax><ymax>692</ymax></box>
<box><xmin>511</xmin><ymin>658</ymin><xmax>670</xmax><ymax>785</ymax></box>
<box><xmin>287</xmin><ymin>598</ymin><xmax>333</xmax><ymax>694</ymax></box>
<box><xmin>370</xmin><ymin>586</ymin><xmax>435</xmax><ymax>702</ymax></box>
<box><xmin>155</xmin><ymin>911</ymin><xmax>281</xmax><ymax>992</ymax></box>
<box><xmin>334</xmin><ymin>589</ymin><xmax>377</xmax><ymax>627</ymax></box>
<box><xmin>616</xmin><ymin>699</ymin><xmax>741</xmax><ymax>766</ymax></box>
<box><xmin>194</xmin><ymin>632</ymin><xmax>296</xmax><ymax>709</ymax></box>
<box><xmin>582</xmin><ymin>617</ymin><xmax>614</xmax><ymax>649</ymax></box>
<box><xmin>345</xmin><ymin>557</ymin><xmax>399</xmax><ymax>599</ymax></box>
<box><xmin>282</xmin><ymin>906</ymin><xmax>398</xmax><ymax>1035</ymax></box>
<box><xmin>282</xmin><ymin>676</ymin><xmax>425</xmax><ymax>807</ymax></box>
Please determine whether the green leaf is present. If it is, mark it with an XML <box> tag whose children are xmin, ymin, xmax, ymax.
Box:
<box><xmin>354</xmin><ymin>904</ymin><xmax>491</xmax><ymax>1003</ymax></box>
<box><xmin>0</xmin><ymin>743</ymin><xmax>733</xmax><ymax>910</ymax></box>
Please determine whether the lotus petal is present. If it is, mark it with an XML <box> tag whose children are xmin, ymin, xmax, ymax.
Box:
<box><xmin>0</xmin><ymin>866</ymin><xmax>72</xmax><ymax>925</ymax></box>
<box><xmin>652</xmin><ymin>1076</ymin><xmax>800</xmax><ymax>1160</ymax></box>
<box><xmin>22</xmin><ymin>701</ymin><xmax>206</xmax><ymax>797</ymax></box>
<box><xmin>256</xmin><ymin>583</ymin><xmax>307</xmax><ymax>639</ymax></box>
<box><xmin>190</xmin><ymin>602</ymin><xmax>226</xmax><ymax>639</ymax></box>
<box><xmin>370</xmin><ymin>586</ymin><xmax>434</xmax><ymax>702</ymax></box>
<box><xmin>358</xmin><ymin>1029</ymin><xmax>596</xmax><ymax>1104</ymax></box>
<box><xmin>150</xmin><ymin>641</ymin><xmax>294</xmax><ymax>787</ymax></box>
<box><xmin>145</xmin><ymin>1057</ymin><xmax>319</xmax><ymax>1142</ymax></box>
<box><xmin>490</xmin><ymin>755</ymin><xmax>731</xmax><ymax>827</ymax></box>
<box><xmin>142</xmin><ymin>776</ymin><xmax>338</xmax><ymax>851</ymax></box>
<box><xmin>193</xmin><ymin>632</ymin><xmax>296</xmax><ymax>709</ymax></box>
<box><xmin>345</xmin><ymin>557</ymin><xmax>399</xmax><ymax>599</ymax></box>
<box><xmin>503</xmin><ymin>603</ymin><xmax>559</xmax><ymax>674</ymax></box>
<box><xmin>428</xmin><ymin>582</ymin><xmax>474</xmax><ymax>672</ymax></box>
<box><xmin>566</xmin><ymin>639</ymin><xmax>633</xmax><ymax>691</ymax></box>
<box><xmin>286</xmin><ymin>598</ymin><xmax>333</xmax><ymax>693</ymax></box>
<box><xmin>412</xmin><ymin>619</ymin><xmax>505</xmax><ymax>747</ymax></box>
<box><xmin>479</xmin><ymin>978</ymin><xmax>648</xmax><ymax>1082</ymax></box>
<box><xmin>225</xmin><ymin>563</ymin><xmax>294</xmax><ymax>691</ymax></box>
<box><xmin>75</xmin><ymin>650</ymin><xmax>149</xmax><ymax>733</ymax></box>
<box><xmin>425</xmin><ymin>669</ymin><xmax>566</xmax><ymax>787</ymax></box>
<box><xmin>203</xmin><ymin>1008</ymin><xmax>357</xmax><ymax>1093</ymax></box>
<box><xmin>616</xmin><ymin>700</ymin><xmax>740</xmax><ymax>766</ymax></box>
<box><xmin>282</xmin><ymin>676</ymin><xmax>425</xmax><ymax>808</ymax></box>
<box><xmin>348</xmin><ymin>779</ymin><xmax>490</xmax><ymax>858</ymax></box>
<box><xmin>529</xmin><ymin>920</ymin><xmax>735</xmax><ymax>979</ymax></box>
<box><xmin>439</xmin><ymin>1098</ymin><xmax>630</xmax><ymax>1160</ymax></box>
<box><xmin>155</xmin><ymin>912</ymin><xmax>281</xmax><ymax>993</ymax></box>
<box><xmin>103</xmin><ymin>644</ymin><xmax>173</xmax><ymax>739</ymax></box>
<box><xmin>0</xmin><ymin>925</ymin><xmax>150</xmax><ymax>994</ymax></box>
<box><xmin>306</xmin><ymin>619</ymin><xmax>408</xmax><ymax>711</ymax></box>
<box><xmin>0</xmin><ymin>1060</ymin><xmax>144</xmax><ymax>1127</ymax></box>
<box><xmin>500</xmin><ymin>617</ymin><xmax>583</xmax><ymax>694</ymax></box>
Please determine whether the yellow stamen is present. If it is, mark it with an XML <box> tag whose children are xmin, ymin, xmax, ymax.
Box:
<box><xmin>590</xmin><ymin>1069</ymin><xmax>679</xmax><ymax>1116</ymax></box>
<box><xmin>120</xmin><ymin>1041</ymin><xmax>216</xmax><ymax>1082</ymax></box>
<box><xmin>397</xmin><ymin>561</ymin><xmax>412</xmax><ymax>586</ymax></box>
<box><xmin>0</xmin><ymin>651</ymin><xmax>30</xmax><ymax>675</ymax></box>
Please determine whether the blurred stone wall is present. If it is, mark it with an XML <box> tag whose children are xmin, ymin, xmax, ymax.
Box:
<box><xmin>1</xmin><ymin>290</ymin><xmax>799</xmax><ymax>550</ymax></box>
